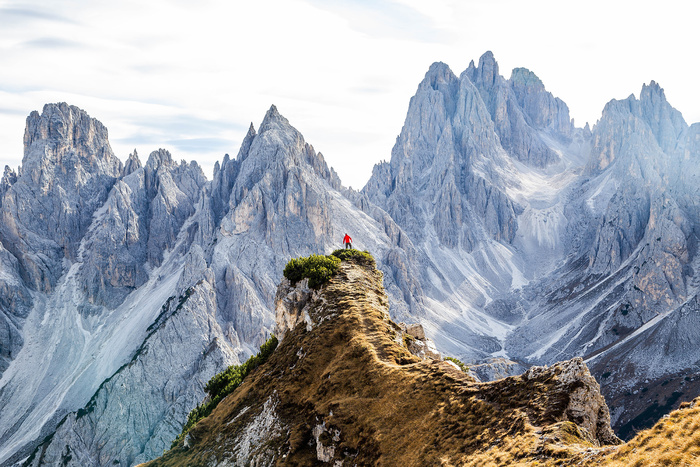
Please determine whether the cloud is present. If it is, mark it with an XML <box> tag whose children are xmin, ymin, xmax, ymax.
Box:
<box><xmin>129</xmin><ymin>63</ymin><xmax>186</xmax><ymax>75</ymax></box>
<box><xmin>20</xmin><ymin>37</ymin><xmax>85</xmax><ymax>49</ymax></box>
<box><xmin>305</xmin><ymin>0</ymin><xmax>452</xmax><ymax>43</ymax></box>
<box><xmin>165</xmin><ymin>137</ymin><xmax>236</xmax><ymax>154</ymax></box>
<box><xmin>0</xmin><ymin>107</ymin><xmax>28</xmax><ymax>116</ymax></box>
<box><xmin>0</xmin><ymin>7</ymin><xmax>77</xmax><ymax>25</ymax></box>
<box><xmin>128</xmin><ymin>114</ymin><xmax>247</xmax><ymax>137</ymax></box>
<box><xmin>349</xmin><ymin>85</ymin><xmax>392</xmax><ymax>95</ymax></box>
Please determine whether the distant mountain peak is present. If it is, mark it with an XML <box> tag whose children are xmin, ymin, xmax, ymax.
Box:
<box><xmin>246</xmin><ymin>121</ymin><xmax>256</xmax><ymax>136</ymax></box>
<box><xmin>641</xmin><ymin>79</ymin><xmax>664</xmax><ymax>97</ymax></box>
<box><xmin>475</xmin><ymin>50</ymin><xmax>499</xmax><ymax>86</ymax></box>
<box><xmin>123</xmin><ymin>149</ymin><xmax>142</xmax><ymax>176</ymax></box>
<box><xmin>259</xmin><ymin>104</ymin><xmax>289</xmax><ymax>131</ymax></box>
<box><xmin>23</xmin><ymin>102</ymin><xmax>117</xmax><ymax>166</ymax></box>
<box><xmin>510</xmin><ymin>67</ymin><xmax>544</xmax><ymax>90</ymax></box>
<box><xmin>145</xmin><ymin>148</ymin><xmax>174</xmax><ymax>170</ymax></box>
<box><xmin>420</xmin><ymin>61</ymin><xmax>457</xmax><ymax>90</ymax></box>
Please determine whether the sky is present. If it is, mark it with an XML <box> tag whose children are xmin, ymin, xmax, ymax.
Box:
<box><xmin>0</xmin><ymin>0</ymin><xmax>698</xmax><ymax>189</ymax></box>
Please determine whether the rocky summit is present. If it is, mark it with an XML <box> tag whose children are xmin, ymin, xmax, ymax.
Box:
<box><xmin>142</xmin><ymin>256</ymin><xmax>622</xmax><ymax>466</ymax></box>
<box><xmin>0</xmin><ymin>50</ymin><xmax>700</xmax><ymax>466</ymax></box>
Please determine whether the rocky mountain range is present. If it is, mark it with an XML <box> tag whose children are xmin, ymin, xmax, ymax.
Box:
<box><xmin>0</xmin><ymin>51</ymin><xmax>699</xmax><ymax>465</ymax></box>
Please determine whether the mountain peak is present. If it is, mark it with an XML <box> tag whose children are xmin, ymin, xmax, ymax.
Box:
<box><xmin>640</xmin><ymin>80</ymin><xmax>666</xmax><ymax>102</ymax></box>
<box><xmin>2</xmin><ymin>104</ymin><xmax>123</xmax><ymax>292</ymax></box>
<box><xmin>123</xmin><ymin>150</ymin><xmax>142</xmax><ymax>176</ymax></box>
<box><xmin>510</xmin><ymin>67</ymin><xmax>544</xmax><ymax>90</ymax></box>
<box><xmin>259</xmin><ymin>104</ymin><xmax>294</xmax><ymax>134</ymax></box>
<box><xmin>476</xmin><ymin>50</ymin><xmax>499</xmax><ymax>86</ymax></box>
<box><xmin>145</xmin><ymin>148</ymin><xmax>174</xmax><ymax>171</ymax></box>
<box><xmin>246</xmin><ymin>122</ymin><xmax>256</xmax><ymax>136</ymax></box>
<box><xmin>420</xmin><ymin>61</ymin><xmax>457</xmax><ymax>91</ymax></box>
<box><xmin>479</xmin><ymin>50</ymin><xmax>496</xmax><ymax>65</ymax></box>
<box><xmin>22</xmin><ymin>102</ymin><xmax>117</xmax><ymax>166</ymax></box>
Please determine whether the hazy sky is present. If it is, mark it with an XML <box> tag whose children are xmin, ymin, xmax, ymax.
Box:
<box><xmin>0</xmin><ymin>0</ymin><xmax>698</xmax><ymax>188</ymax></box>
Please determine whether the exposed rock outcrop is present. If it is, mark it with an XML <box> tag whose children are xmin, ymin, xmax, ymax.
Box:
<box><xmin>0</xmin><ymin>103</ymin><xmax>123</xmax><ymax>292</ymax></box>
<box><xmin>274</xmin><ymin>277</ymin><xmax>324</xmax><ymax>341</ymax></box>
<box><xmin>521</xmin><ymin>358</ymin><xmax>619</xmax><ymax>445</ymax></box>
<box><xmin>465</xmin><ymin>52</ymin><xmax>572</xmax><ymax>168</ymax></box>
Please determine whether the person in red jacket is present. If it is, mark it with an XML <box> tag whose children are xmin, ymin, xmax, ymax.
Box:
<box><xmin>343</xmin><ymin>233</ymin><xmax>352</xmax><ymax>249</ymax></box>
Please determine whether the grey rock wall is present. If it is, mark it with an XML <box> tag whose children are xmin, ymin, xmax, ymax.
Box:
<box><xmin>3</xmin><ymin>51</ymin><xmax>700</xmax><ymax>464</ymax></box>
<box><xmin>0</xmin><ymin>103</ymin><xmax>122</xmax><ymax>292</ymax></box>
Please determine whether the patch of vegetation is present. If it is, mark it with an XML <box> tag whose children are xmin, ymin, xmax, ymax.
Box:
<box><xmin>171</xmin><ymin>335</ymin><xmax>278</xmax><ymax>449</ymax></box>
<box><xmin>331</xmin><ymin>248</ymin><xmax>375</xmax><ymax>266</ymax></box>
<box><xmin>444</xmin><ymin>356</ymin><xmax>469</xmax><ymax>373</ymax></box>
<box><xmin>284</xmin><ymin>254</ymin><xmax>341</xmax><ymax>288</ymax></box>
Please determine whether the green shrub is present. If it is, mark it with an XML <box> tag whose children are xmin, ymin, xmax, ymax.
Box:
<box><xmin>282</xmin><ymin>257</ymin><xmax>305</xmax><ymax>283</ymax></box>
<box><xmin>171</xmin><ymin>335</ymin><xmax>278</xmax><ymax>449</ymax></box>
<box><xmin>283</xmin><ymin>254</ymin><xmax>341</xmax><ymax>289</ymax></box>
<box><xmin>444</xmin><ymin>356</ymin><xmax>469</xmax><ymax>373</ymax></box>
<box><xmin>331</xmin><ymin>248</ymin><xmax>375</xmax><ymax>266</ymax></box>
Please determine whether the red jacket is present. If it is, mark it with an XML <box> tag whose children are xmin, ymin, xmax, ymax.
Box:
<box><xmin>343</xmin><ymin>234</ymin><xmax>352</xmax><ymax>243</ymax></box>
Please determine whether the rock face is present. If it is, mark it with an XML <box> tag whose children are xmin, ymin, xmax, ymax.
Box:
<box><xmin>2</xmin><ymin>50</ymin><xmax>700</xmax><ymax>465</ymax></box>
<box><xmin>521</xmin><ymin>358</ymin><xmax>619</xmax><ymax>446</ymax></box>
<box><xmin>366</xmin><ymin>60</ymin><xmax>519</xmax><ymax>250</ymax></box>
<box><xmin>465</xmin><ymin>52</ymin><xmax>573</xmax><ymax>168</ymax></box>
<box><xmin>364</xmin><ymin>51</ymin><xmax>700</xmax><ymax>436</ymax></box>
<box><xmin>0</xmin><ymin>242</ymin><xmax>32</xmax><ymax>376</ymax></box>
<box><xmin>79</xmin><ymin>148</ymin><xmax>207</xmax><ymax>308</ymax></box>
<box><xmin>24</xmin><ymin>279</ymin><xmax>238</xmax><ymax>467</ymax></box>
<box><xmin>0</xmin><ymin>104</ymin><xmax>122</xmax><ymax>379</ymax></box>
<box><xmin>1</xmin><ymin>103</ymin><xmax>123</xmax><ymax>292</ymax></box>
<box><xmin>274</xmin><ymin>277</ymin><xmax>324</xmax><ymax>341</ymax></box>
<box><xmin>143</xmin><ymin>258</ymin><xmax>619</xmax><ymax>467</ymax></box>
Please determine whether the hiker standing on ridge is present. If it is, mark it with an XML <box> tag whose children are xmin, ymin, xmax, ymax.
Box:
<box><xmin>343</xmin><ymin>233</ymin><xmax>352</xmax><ymax>249</ymax></box>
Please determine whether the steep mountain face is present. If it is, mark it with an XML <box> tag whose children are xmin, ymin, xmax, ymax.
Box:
<box><xmin>0</xmin><ymin>104</ymin><xmax>422</xmax><ymax>466</ymax></box>
<box><xmin>465</xmin><ymin>51</ymin><xmax>574</xmax><ymax>168</ymax></box>
<box><xmin>363</xmin><ymin>52</ymin><xmax>589</xmax><ymax>362</ymax></box>
<box><xmin>1</xmin><ymin>103</ymin><xmax>123</xmax><ymax>293</ymax></box>
<box><xmin>80</xmin><ymin>148</ymin><xmax>207</xmax><ymax>308</ymax></box>
<box><xmin>144</xmin><ymin>258</ymin><xmax>620</xmax><ymax>467</ymax></box>
<box><xmin>0</xmin><ymin>103</ymin><xmax>122</xmax><ymax>379</ymax></box>
<box><xmin>502</xmin><ymin>80</ymin><xmax>700</xmax><ymax>436</ymax></box>
<box><xmin>0</xmin><ymin>106</ymin><xmax>214</xmax><ymax>466</ymax></box>
<box><xmin>364</xmin><ymin>51</ymin><xmax>700</xmax><ymax>436</ymax></box>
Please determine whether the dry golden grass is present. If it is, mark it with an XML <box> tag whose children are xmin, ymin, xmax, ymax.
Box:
<box><xmin>587</xmin><ymin>401</ymin><xmax>700</xmax><ymax>467</ymax></box>
<box><xmin>142</xmin><ymin>259</ymin><xmax>700</xmax><ymax>467</ymax></box>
